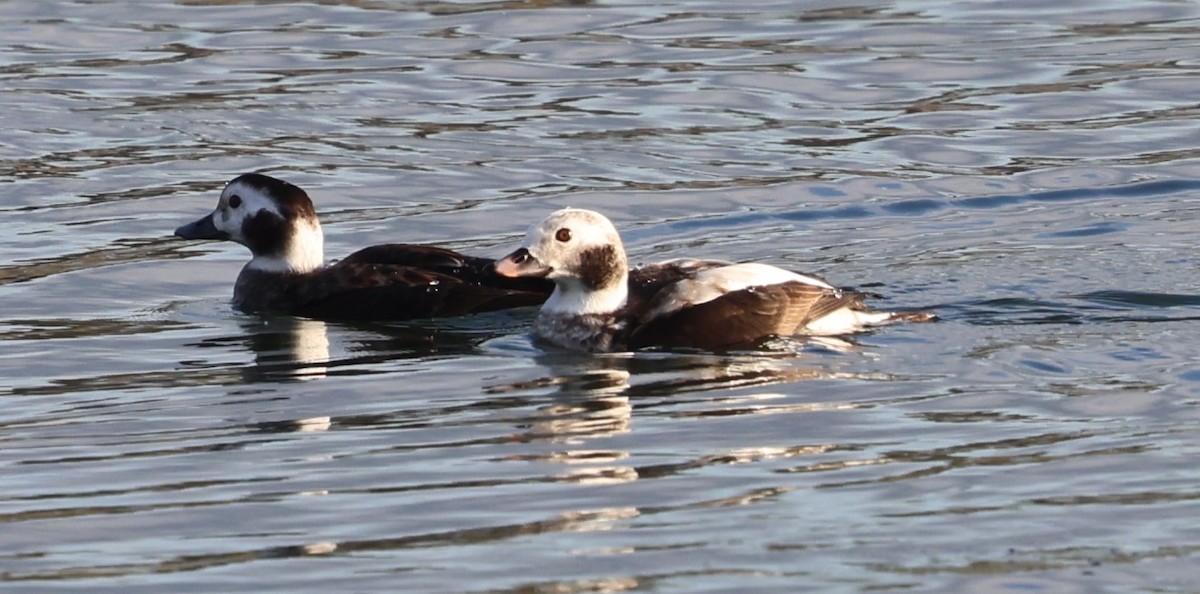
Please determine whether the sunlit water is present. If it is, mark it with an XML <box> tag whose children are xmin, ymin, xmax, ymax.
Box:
<box><xmin>3</xmin><ymin>1</ymin><xmax>1200</xmax><ymax>592</ymax></box>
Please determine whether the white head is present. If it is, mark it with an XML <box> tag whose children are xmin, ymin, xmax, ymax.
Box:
<box><xmin>494</xmin><ymin>208</ymin><xmax>630</xmax><ymax>314</ymax></box>
<box><xmin>175</xmin><ymin>173</ymin><xmax>325</xmax><ymax>274</ymax></box>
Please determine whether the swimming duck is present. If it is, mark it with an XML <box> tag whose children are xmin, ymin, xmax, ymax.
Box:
<box><xmin>493</xmin><ymin>208</ymin><xmax>934</xmax><ymax>352</ymax></box>
<box><xmin>174</xmin><ymin>173</ymin><xmax>551</xmax><ymax>321</ymax></box>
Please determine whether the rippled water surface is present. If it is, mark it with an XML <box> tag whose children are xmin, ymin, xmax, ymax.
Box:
<box><xmin>4</xmin><ymin>1</ymin><xmax>1200</xmax><ymax>592</ymax></box>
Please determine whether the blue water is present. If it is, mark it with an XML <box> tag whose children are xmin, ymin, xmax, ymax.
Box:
<box><xmin>3</xmin><ymin>1</ymin><xmax>1200</xmax><ymax>592</ymax></box>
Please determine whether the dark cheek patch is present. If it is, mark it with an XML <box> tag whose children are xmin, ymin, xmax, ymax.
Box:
<box><xmin>243</xmin><ymin>210</ymin><xmax>291</xmax><ymax>257</ymax></box>
<box><xmin>576</xmin><ymin>245</ymin><xmax>623</xmax><ymax>290</ymax></box>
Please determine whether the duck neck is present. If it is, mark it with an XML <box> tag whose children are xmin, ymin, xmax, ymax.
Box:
<box><xmin>247</xmin><ymin>220</ymin><xmax>325</xmax><ymax>275</ymax></box>
<box><xmin>544</xmin><ymin>276</ymin><xmax>629</xmax><ymax>316</ymax></box>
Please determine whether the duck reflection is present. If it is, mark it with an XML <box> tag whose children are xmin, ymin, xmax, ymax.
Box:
<box><xmin>484</xmin><ymin>339</ymin><xmax>868</xmax><ymax>486</ymax></box>
<box><xmin>188</xmin><ymin>311</ymin><xmax>531</xmax><ymax>384</ymax></box>
<box><xmin>485</xmin><ymin>354</ymin><xmax>635</xmax><ymax>485</ymax></box>
<box><xmin>237</xmin><ymin>315</ymin><xmax>332</xmax><ymax>382</ymax></box>
<box><xmin>488</xmin><ymin>358</ymin><xmax>631</xmax><ymax>433</ymax></box>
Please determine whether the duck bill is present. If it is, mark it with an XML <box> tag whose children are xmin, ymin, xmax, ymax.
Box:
<box><xmin>494</xmin><ymin>248</ymin><xmax>551</xmax><ymax>278</ymax></box>
<box><xmin>174</xmin><ymin>213</ymin><xmax>229</xmax><ymax>241</ymax></box>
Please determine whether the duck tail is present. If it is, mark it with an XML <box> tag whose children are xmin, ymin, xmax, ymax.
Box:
<box><xmin>887</xmin><ymin>310</ymin><xmax>938</xmax><ymax>324</ymax></box>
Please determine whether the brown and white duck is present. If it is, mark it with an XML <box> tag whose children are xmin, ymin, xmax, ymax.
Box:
<box><xmin>174</xmin><ymin>173</ymin><xmax>551</xmax><ymax>321</ymax></box>
<box><xmin>493</xmin><ymin>208</ymin><xmax>934</xmax><ymax>352</ymax></box>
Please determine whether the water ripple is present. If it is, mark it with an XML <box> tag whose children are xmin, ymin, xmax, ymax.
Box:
<box><xmin>4</xmin><ymin>1</ymin><xmax>1200</xmax><ymax>592</ymax></box>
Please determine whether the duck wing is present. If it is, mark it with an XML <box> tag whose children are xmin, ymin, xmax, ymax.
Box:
<box><xmin>282</xmin><ymin>258</ymin><xmax>549</xmax><ymax>321</ymax></box>
<box><xmin>625</xmin><ymin>259</ymin><xmax>732</xmax><ymax>310</ymax></box>
<box><xmin>340</xmin><ymin>244</ymin><xmax>473</xmax><ymax>268</ymax></box>
<box><xmin>627</xmin><ymin>281</ymin><xmax>862</xmax><ymax>350</ymax></box>
<box><xmin>340</xmin><ymin>243</ymin><xmax>555</xmax><ymax>296</ymax></box>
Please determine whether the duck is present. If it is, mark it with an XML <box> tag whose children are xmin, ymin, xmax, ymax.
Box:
<box><xmin>174</xmin><ymin>173</ymin><xmax>552</xmax><ymax>321</ymax></box>
<box><xmin>493</xmin><ymin>208</ymin><xmax>934</xmax><ymax>352</ymax></box>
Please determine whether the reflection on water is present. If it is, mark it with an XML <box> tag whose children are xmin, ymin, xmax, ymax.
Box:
<box><xmin>231</xmin><ymin>316</ymin><xmax>331</xmax><ymax>382</ymax></box>
<box><xmin>3</xmin><ymin>0</ymin><xmax>1200</xmax><ymax>591</ymax></box>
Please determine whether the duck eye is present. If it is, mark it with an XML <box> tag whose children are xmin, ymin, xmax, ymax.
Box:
<box><xmin>228</xmin><ymin>195</ymin><xmax>243</xmax><ymax>209</ymax></box>
<box><xmin>555</xmin><ymin>228</ymin><xmax>572</xmax><ymax>242</ymax></box>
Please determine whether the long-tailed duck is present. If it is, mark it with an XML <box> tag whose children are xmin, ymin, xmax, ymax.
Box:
<box><xmin>174</xmin><ymin>173</ymin><xmax>551</xmax><ymax>320</ymax></box>
<box><xmin>493</xmin><ymin>208</ymin><xmax>934</xmax><ymax>352</ymax></box>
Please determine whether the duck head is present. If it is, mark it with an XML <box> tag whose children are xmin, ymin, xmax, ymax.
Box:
<box><xmin>495</xmin><ymin>208</ymin><xmax>629</xmax><ymax>314</ymax></box>
<box><xmin>175</xmin><ymin>173</ymin><xmax>325</xmax><ymax>274</ymax></box>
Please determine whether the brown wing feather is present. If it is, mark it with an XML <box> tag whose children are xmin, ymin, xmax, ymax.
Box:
<box><xmin>627</xmin><ymin>281</ymin><xmax>851</xmax><ymax>350</ymax></box>
<box><xmin>282</xmin><ymin>261</ymin><xmax>547</xmax><ymax>321</ymax></box>
<box><xmin>791</xmin><ymin>288</ymin><xmax>870</xmax><ymax>329</ymax></box>
<box><xmin>340</xmin><ymin>244</ymin><xmax>554</xmax><ymax>295</ymax></box>
<box><xmin>339</xmin><ymin>244</ymin><xmax>470</xmax><ymax>268</ymax></box>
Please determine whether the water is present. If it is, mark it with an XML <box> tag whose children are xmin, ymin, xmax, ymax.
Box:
<box><xmin>3</xmin><ymin>1</ymin><xmax>1200</xmax><ymax>591</ymax></box>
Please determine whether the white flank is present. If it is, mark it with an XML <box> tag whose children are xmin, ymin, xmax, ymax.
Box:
<box><xmin>804</xmin><ymin>307</ymin><xmax>894</xmax><ymax>336</ymax></box>
<box><xmin>694</xmin><ymin>263</ymin><xmax>835</xmax><ymax>291</ymax></box>
<box><xmin>650</xmin><ymin>258</ymin><xmax>733</xmax><ymax>269</ymax></box>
